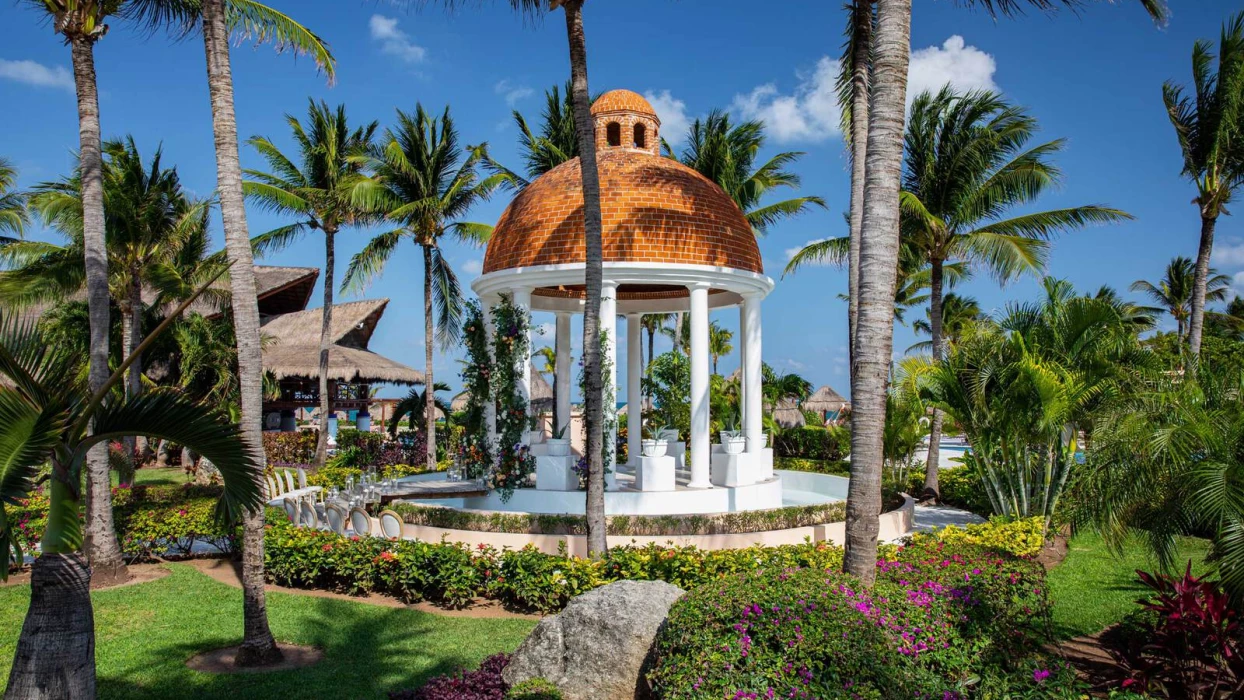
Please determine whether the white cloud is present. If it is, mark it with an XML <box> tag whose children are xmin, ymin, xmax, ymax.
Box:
<box><xmin>461</xmin><ymin>259</ymin><xmax>482</xmax><ymax>275</ymax></box>
<box><xmin>731</xmin><ymin>35</ymin><xmax>997</xmax><ymax>144</ymax></box>
<box><xmin>369</xmin><ymin>15</ymin><xmax>426</xmax><ymax>64</ymax></box>
<box><xmin>0</xmin><ymin>59</ymin><xmax>73</xmax><ymax>92</ymax></box>
<box><xmin>732</xmin><ymin>56</ymin><xmax>841</xmax><ymax>143</ymax></box>
<box><xmin>1214</xmin><ymin>238</ymin><xmax>1244</xmax><ymax>268</ymax></box>
<box><xmin>907</xmin><ymin>35</ymin><xmax>998</xmax><ymax>106</ymax></box>
<box><xmin>785</xmin><ymin>237</ymin><xmax>829</xmax><ymax>263</ymax></box>
<box><xmin>495</xmin><ymin>79</ymin><xmax>534</xmax><ymax>107</ymax></box>
<box><xmin>644</xmin><ymin>90</ymin><xmax>690</xmax><ymax>144</ymax></box>
<box><xmin>534</xmin><ymin>322</ymin><xmax>555</xmax><ymax>338</ymax></box>
<box><xmin>1232</xmin><ymin>271</ymin><xmax>1244</xmax><ymax>299</ymax></box>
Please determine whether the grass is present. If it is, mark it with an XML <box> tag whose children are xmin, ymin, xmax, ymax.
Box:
<box><xmin>1046</xmin><ymin>530</ymin><xmax>1211</xmax><ymax>639</ymax></box>
<box><xmin>110</xmin><ymin>466</ymin><xmax>193</xmax><ymax>488</ymax></box>
<box><xmin>0</xmin><ymin>564</ymin><xmax>535</xmax><ymax>699</ymax></box>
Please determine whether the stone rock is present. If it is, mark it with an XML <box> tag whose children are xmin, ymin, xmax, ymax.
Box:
<box><xmin>502</xmin><ymin>580</ymin><xmax>685</xmax><ymax>700</ymax></box>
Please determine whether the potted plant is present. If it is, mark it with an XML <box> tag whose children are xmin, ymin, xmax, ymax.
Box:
<box><xmin>720</xmin><ymin>419</ymin><xmax>746</xmax><ymax>454</ymax></box>
<box><xmin>546</xmin><ymin>424</ymin><xmax>571</xmax><ymax>456</ymax></box>
<box><xmin>523</xmin><ymin>413</ymin><xmax>545</xmax><ymax>446</ymax></box>
<box><xmin>642</xmin><ymin>424</ymin><xmax>670</xmax><ymax>458</ymax></box>
<box><xmin>658</xmin><ymin>427</ymin><xmax>680</xmax><ymax>443</ymax></box>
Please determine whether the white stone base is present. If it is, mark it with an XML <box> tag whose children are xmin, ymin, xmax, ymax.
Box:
<box><xmin>535</xmin><ymin>455</ymin><xmax>578</xmax><ymax>491</ymax></box>
<box><xmin>710</xmin><ymin>449</ymin><xmax>762</xmax><ymax>487</ymax></box>
<box><xmin>666</xmin><ymin>441</ymin><xmax>686</xmax><ymax>470</ymax></box>
<box><xmin>635</xmin><ymin>455</ymin><xmax>677</xmax><ymax>492</ymax></box>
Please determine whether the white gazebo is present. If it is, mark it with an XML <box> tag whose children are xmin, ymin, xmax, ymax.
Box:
<box><xmin>470</xmin><ymin>89</ymin><xmax>774</xmax><ymax>496</ymax></box>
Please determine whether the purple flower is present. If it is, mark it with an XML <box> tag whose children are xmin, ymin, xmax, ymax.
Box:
<box><xmin>1033</xmin><ymin>668</ymin><xmax>1050</xmax><ymax>684</ymax></box>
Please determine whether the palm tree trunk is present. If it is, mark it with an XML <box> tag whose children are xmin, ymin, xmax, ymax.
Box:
<box><xmin>1188</xmin><ymin>213</ymin><xmax>1217</xmax><ymax>357</ymax></box>
<box><xmin>922</xmin><ymin>258</ymin><xmax>944</xmax><ymax>500</ymax></box>
<box><xmin>69</xmin><ymin>35</ymin><xmax>128</xmax><ymax>590</ymax></box>
<box><xmin>4</xmin><ymin>553</ymin><xmax>95</xmax><ymax>700</ymax></box>
<box><xmin>562</xmin><ymin>0</ymin><xmax>607</xmax><ymax>557</ymax></box>
<box><xmin>315</xmin><ymin>229</ymin><xmax>336</xmax><ymax>467</ymax></box>
<box><xmin>844</xmin><ymin>0</ymin><xmax>911</xmax><ymax>587</ymax></box>
<box><xmin>119</xmin><ymin>277</ymin><xmax>145</xmax><ymax>483</ymax></box>
<box><xmin>201</xmin><ymin>0</ymin><xmax>282</xmax><ymax>667</ymax></box>
<box><xmin>647</xmin><ymin>326</ymin><xmax>654</xmax><ymax>372</ymax></box>
<box><xmin>847</xmin><ymin>0</ymin><xmax>872</xmax><ymax>368</ymax></box>
<box><xmin>423</xmin><ymin>245</ymin><xmax>437</xmax><ymax>471</ymax></box>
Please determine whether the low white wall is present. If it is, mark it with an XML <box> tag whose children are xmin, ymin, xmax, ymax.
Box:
<box><xmin>376</xmin><ymin>494</ymin><xmax>915</xmax><ymax>555</ymax></box>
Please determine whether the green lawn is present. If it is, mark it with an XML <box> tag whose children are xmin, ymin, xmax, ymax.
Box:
<box><xmin>1046</xmin><ymin>530</ymin><xmax>1210</xmax><ymax>639</ymax></box>
<box><xmin>0</xmin><ymin>565</ymin><xmax>535</xmax><ymax>699</ymax></box>
<box><xmin>110</xmin><ymin>466</ymin><xmax>193</xmax><ymax>488</ymax></box>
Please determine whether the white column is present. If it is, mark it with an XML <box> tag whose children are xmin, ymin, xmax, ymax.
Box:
<box><xmin>626</xmin><ymin>313</ymin><xmax>642</xmax><ymax>466</ymax></box>
<box><xmin>512</xmin><ymin>287</ymin><xmax>533</xmax><ymax>415</ymax></box>
<box><xmin>738</xmin><ymin>304</ymin><xmax>748</xmax><ymax>431</ymax></box>
<box><xmin>743</xmin><ymin>292</ymin><xmax>764</xmax><ymax>454</ymax></box>
<box><xmin>688</xmin><ymin>283</ymin><xmax>712</xmax><ymax>488</ymax></box>
<box><xmin>555</xmin><ymin>312</ymin><xmax>572</xmax><ymax>437</ymax></box>
<box><xmin>482</xmin><ymin>295</ymin><xmax>498</xmax><ymax>442</ymax></box>
<box><xmin>601</xmin><ymin>282</ymin><xmax>619</xmax><ymax>487</ymax></box>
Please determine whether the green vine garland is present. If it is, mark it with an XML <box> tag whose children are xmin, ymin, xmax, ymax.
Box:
<box><xmin>457</xmin><ymin>300</ymin><xmax>493</xmax><ymax>480</ymax></box>
<box><xmin>490</xmin><ymin>293</ymin><xmax>535</xmax><ymax>501</ymax></box>
<box><xmin>578</xmin><ymin>329</ymin><xmax>616</xmax><ymax>477</ymax></box>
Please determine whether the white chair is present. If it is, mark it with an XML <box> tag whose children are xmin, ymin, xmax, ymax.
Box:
<box><xmin>296</xmin><ymin>467</ymin><xmax>308</xmax><ymax>489</ymax></box>
<box><xmin>283</xmin><ymin>470</ymin><xmax>297</xmax><ymax>494</ymax></box>
<box><xmin>299</xmin><ymin>499</ymin><xmax>321</xmax><ymax>529</ymax></box>
<box><xmin>378</xmin><ymin>510</ymin><xmax>403</xmax><ymax>539</ymax></box>
<box><xmin>324</xmin><ymin>503</ymin><xmax>347</xmax><ymax>535</ymax></box>
<box><xmin>349</xmin><ymin>507</ymin><xmax>374</xmax><ymax>537</ymax></box>
<box><xmin>282</xmin><ymin>498</ymin><xmax>298</xmax><ymax>524</ymax></box>
<box><xmin>265</xmin><ymin>475</ymin><xmax>279</xmax><ymax>498</ymax></box>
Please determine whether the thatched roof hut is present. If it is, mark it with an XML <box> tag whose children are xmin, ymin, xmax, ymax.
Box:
<box><xmin>771</xmin><ymin>397</ymin><xmax>806</xmax><ymax>429</ymax></box>
<box><xmin>803</xmin><ymin>385</ymin><xmax>848</xmax><ymax>413</ymax></box>
<box><xmin>451</xmin><ymin>391</ymin><xmax>471</xmax><ymax>412</ymax></box>
<box><xmin>448</xmin><ymin>363</ymin><xmax>555</xmax><ymax>413</ymax></box>
<box><xmin>260</xmin><ymin>298</ymin><xmax>423</xmax><ymax>385</ymax></box>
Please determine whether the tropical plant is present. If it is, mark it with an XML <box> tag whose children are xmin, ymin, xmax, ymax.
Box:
<box><xmin>488</xmin><ymin>82</ymin><xmax>588</xmax><ymax>189</ymax></box>
<box><xmin>674</xmin><ymin>110</ymin><xmax>826</xmax><ymax>233</ymax></box>
<box><xmin>1163</xmin><ymin>12</ymin><xmax>1244</xmax><ymax>356</ymax></box>
<box><xmin>534</xmin><ymin>345</ymin><xmax>559</xmax><ymax>429</ymax></box>
<box><xmin>169</xmin><ymin>0</ymin><xmax>336</xmax><ymax>669</ymax></box>
<box><xmin>244</xmin><ymin>99</ymin><xmax>376</xmax><ymax>467</ymax></box>
<box><xmin>707</xmin><ymin>320</ymin><xmax>733</xmax><ymax>375</ymax></box>
<box><xmin>0</xmin><ymin>157</ymin><xmax>29</xmax><ymax>243</ymax></box>
<box><xmin>342</xmin><ymin>104</ymin><xmax>501</xmax><ymax>472</ymax></box>
<box><xmin>881</xmin><ymin>388</ymin><xmax>925</xmax><ymax>491</ymax></box>
<box><xmin>910</xmin><ymin>284</ymin><xmax>1152</xmax><ymax>534</ymax></box>
<box><xmin>389</xmin><ymin>382</ymin><xmax>452</xmax><ymax>438</ymax></box>
<box><xmin>761</xmin><ymin>363</ymin><xmax>813</xmax><ymax>407</ymax></box>
<box><xmin>640</xmin><ymin>313</ymin><xmax>673</xmax><ymax>374</ymax></box>
<box><xmin>903</xmin><ymin>85</ymin><xmax>1132</xmax><ymax>500</ymax></box>
<box><xmin>908</xmin><ymin>293</ymin><xmax>981</xmax><ymax>354</ymax></box>
<box><xmin>838</xmin><ymin>0</ymin><xmax>874</xmax><ymax>367</ymax></box>
<box><xmin>0</xmin><ymin>295</ymin><xmax>261</xmax><ymax>697</ymax></box>
<box><xmin>1075</xmin><ymin>358</ymin><xmax>1244</xmax><ymax>599</ymax></box>
<box><xmin>1131</xmin><ymin>256</ymin><xmax>1230</xmax><ymax>340</ymax></box>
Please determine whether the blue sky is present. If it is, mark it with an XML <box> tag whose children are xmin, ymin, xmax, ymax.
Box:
<box><xmin>1</xmin><ymin>1</ymin><xmax>1239</xmax><ymax>400</ymax></box>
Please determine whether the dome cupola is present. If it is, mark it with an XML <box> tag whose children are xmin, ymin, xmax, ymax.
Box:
<box><xmin>591</xmin><ymin>89</ymin><xmax>661</xmax><ymax>156</ymax></box>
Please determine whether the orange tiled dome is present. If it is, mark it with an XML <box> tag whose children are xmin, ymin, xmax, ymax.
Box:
<box><xmin>483</xmin><ymin>149</ymin><xmax>761</xmax><ymax>275</ymax></box>
<box><xmin>590</xmin><ymin>89</ymin><xmax>659</xmax><ymax>123</ymax></box>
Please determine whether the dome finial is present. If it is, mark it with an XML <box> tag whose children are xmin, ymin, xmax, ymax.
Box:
<box><xmin>591</xmin><ymin>89</ymin><xmax>660</xmax><ymax>156</ymax></box>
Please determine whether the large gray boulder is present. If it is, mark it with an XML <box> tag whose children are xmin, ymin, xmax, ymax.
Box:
<box><xmin>502</xmin><ymin>580</ymin><xmax>685</xmax><ymax>700</ymax></box>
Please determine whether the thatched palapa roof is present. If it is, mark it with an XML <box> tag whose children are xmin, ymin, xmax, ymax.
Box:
<box><xmin>771</xmin><ymin>397</ymin><xmax>806</xmax><ymax>429</ymax></box>
<box><xmin>260</xmin><ymin>298</ymin><xmax>424</xmax><ymax>385</ymax></box>
<box><xmin>803</xmin><ymin>385</ymin><xmax>848</xmax><ymax>413</ymax></box>
<box><xmin>449</xmin><ymin>363</ymin><xmax>554</xmax><ymax>411</ymax></box>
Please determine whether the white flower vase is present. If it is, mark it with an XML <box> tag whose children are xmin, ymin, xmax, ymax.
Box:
<box><xmin>641</xmin><ymin>439</ymin><xmax>667</xmax><ymax>458</ymax></box>
<box><xmin>546</xmin><ymin>438</ymin><xmax>570</xmax><ymax>457</ymax></box>
<box><xmin>725</xmin><ymin>436</ymin><xmax>746</xmax><ymax>455</ymax></box>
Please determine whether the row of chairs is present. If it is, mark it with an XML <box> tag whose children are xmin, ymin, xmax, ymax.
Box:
<box><xmin>265</xmin><ymin>469</ymin><xmax>305</xmax><ymax>499</ymax></box>
<box><xmin>282</xmin><ymin>498</ymin><xmax>403</xmax><ymax>539</ymax></box>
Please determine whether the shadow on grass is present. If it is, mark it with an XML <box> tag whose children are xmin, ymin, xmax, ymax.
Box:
<box><xmin>96</xmin><ymin>594</ymin><xmax>490</xmax><ymax>700</ymax></box>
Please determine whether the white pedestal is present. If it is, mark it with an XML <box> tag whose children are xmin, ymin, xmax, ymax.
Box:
<box><xmin>635</xmin><ymin>455</ymin><xmax>677</xmax><ymax>492</ymax></box>
<box><xmin>711</xmin><ymin>450</ymin><xmax>761</xmax><ymax>487</ymax></box>
<box><xmin>757</xmin><ymin>448</ymin><xmax>774</xmax><ymax>481</ymax></box>
<box><xmin>536</xmin><ymin>455</ymin><xmax>577</xmax><ymax>491</ymax></box>
<box><xmin>606</xmin><ymin>466</ymin><xmax>618</xmax><ymax>491</ymax></box>
<box><xmin>666</xmin><ymin>441</ymin><xmax>686</xmax><ymax>470</ymax></box>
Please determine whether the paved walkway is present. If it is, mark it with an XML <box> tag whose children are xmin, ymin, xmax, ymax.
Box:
<box><xmin>910</xmin><ymin>504</ymin><xmax>986</xmax><ymax>533</ymax></box>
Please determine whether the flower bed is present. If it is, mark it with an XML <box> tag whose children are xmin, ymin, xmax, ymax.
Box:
<box><xmin>391</xmin><ymin>501</ymin><xmax>849</xmax><ymax>536</ymax></box>
<box><xmin>648</xmin><ymin>539</ymin><xmax>1075</xmax><ymax>698</ymax></box>
<box><xmin>772</xmin><ymin>425</ymin><xmax>850</xmax><ymax>461</ymax></box>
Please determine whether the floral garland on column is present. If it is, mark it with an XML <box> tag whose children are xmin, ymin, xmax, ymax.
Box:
<box><xmin>576</xmin><ymin>329</ymin><xmax>616</xmax><ymax>486</ymax></box>
<box><xmin>457</xmin><ymin>300</ymin><xmax>493</xmax><ymax>480</ymax></box>
<box><xmin>490</xmin><ymin>293</ymin><xmax>535</xmax><ymax>501</ymax></box>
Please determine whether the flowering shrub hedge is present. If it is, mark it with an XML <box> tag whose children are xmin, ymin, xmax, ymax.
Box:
<box><xmin>773</xmin><ymin>426</ymin><xmax>850</xmax><ymax>461</ymax></box>
<box><xmin>263</xmin><ymin>514</ymin><xmax>847</xmax><ymax>613</ymax></box>
<box><xmin>392</xmin><ymin>501</ymin><xmax>850</xmax><ymax>536</ymax></box>
<box><xmin>904</xmin><ymin>516</ymin><xmax>1046</xmax><ymax>558</ymax></box>
<box><xmin>648</xmin><ymin>539</ymin><xmax>1074</xmax><ymax>699</ymax></box>
<box><xmin>389</xmin><ymin>653</ymin><xmax>511</xmax><ymax>700</ymax></box>
<box><xmin>305</xmin><ymin>462</ymin><xmax>439</xmax><ymax>490</ymax></box>
<box><xmin>262</xmin><ymin>431</ymin><xmax>317</xmax><ymax>467</ymax></box>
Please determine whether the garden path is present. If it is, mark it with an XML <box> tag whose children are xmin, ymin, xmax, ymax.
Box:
<box><xmin>910</xmin><ymin>504</ymin><xmax>986</xmax><ymax>533</ymax></box>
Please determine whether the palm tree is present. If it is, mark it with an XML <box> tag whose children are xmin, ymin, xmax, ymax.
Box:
<box><xmin>0</xmin><ymin>158</ymin><xmax>29</xmax><ymax>242</ymax></box>
<box><xmin>534</xmin><ymin>345</ymin><xmax>559</xmax><ymax>429</ymax></box>
<box><xmin>1131</xmin><ymin>256</ymin><xmax>1230</xmax><ymax>340</ymax></box>
<box><xmin>342</xmin><ymin>105</ymin><xmax>500</xmax><ymax>472</ymax></box>
<box><xmin>674</xmin><ymin>111</ymin><xmax>826</xmax><ymax>233</ymax></box>
<box><xmin>181</xmin><ymin>0</ymin><xmax>335</xmax><ymax>668</ymax></box>
<box><xmin>902</xmin><ymin>86</ymin><xmax>1131</xmax><ymax>500</ymax></box>
<box><xmin>1163</xmin><ymin>13</ymin><xmax>1244</xmax><ymax>356</ymax></box>
<box><xmin>388</xmin><ymin>382</ymin><xmax>452</xmax><ymax>437</ymax></box>
<box><xmin>839</xmin><ymin>0</ymin><xmax>874</xmax><ymax>368</ymax></box>
<box><xmin>8</xmin><ymin>138</ymin><xmax>221</xmax><ymax>477</ymax></box>
<box><xmin>1</xmin><ymin>291</ymin><xmax>261</xmax><ymax>697</ymax></box>
<box><xmin>640</xmin><ymin>313</ymin><xmax>673</xmax><ymax>374</ymax></box>
<box><xmin>843</xmin><ymin>0</ymin><xmax>1168</xmax><ymax>587</ymax></box>
<box><xmin>489</xmin><ymin>82</ymin><xmax>586</xmax><ymax>189</ymax></box>
<box><xmin>244</xmin><ymin>100</ymin><xmax>376</xmax><ymax>468</ymax></box>
<box><xmin>708</xmin><ymin>320</ymin><xmax>733</xmax><ymax>375</ymax></box>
